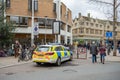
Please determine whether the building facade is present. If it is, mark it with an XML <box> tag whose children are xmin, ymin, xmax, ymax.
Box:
<box><xmin>72</xmin><ymin>13</ymin><xmax>120</xmax><ymax>45</ymax></box>
<box><xmin>4</xmin><ymin>0</ymin><xmax>72</xmax><ymax>45</ymax></box>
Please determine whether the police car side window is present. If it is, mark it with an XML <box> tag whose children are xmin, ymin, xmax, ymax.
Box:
<box><xmin>59</xmin><ymin>46</ymin><xmax>63</xmax><ymax>51</ymax></box>
<box><xmin>55</xmin><ymin>46</ymin><xmax>63</xmax><ymax>51</ymax></box>
<box><xmin>55</xmin><ymin>47</ymin><xmax>59</xmax><ymax>51</ymax></box>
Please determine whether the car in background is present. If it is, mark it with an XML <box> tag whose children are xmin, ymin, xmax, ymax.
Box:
<box><xmin>32</xmin><ymin>45</ymin><xmax>73</xmax><ymax>66</ymax></box>
<box><xmin>48</xmin><ymin>43</ymin><xmax>61</xmax><ymax>45</ymax></box>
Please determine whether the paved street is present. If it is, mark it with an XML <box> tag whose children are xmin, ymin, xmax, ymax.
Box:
<box><xmin>0</xmin><ymin>50</ymin><xmax>120</xmax><ymax>80</ymax></box>
<box><xmin>0</xmin><ymin>58</ymin><xmax>120</xmax><ymax>80</ymax></box>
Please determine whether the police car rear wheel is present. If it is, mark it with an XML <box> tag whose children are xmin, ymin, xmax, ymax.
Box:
<box><xmin>56</xmin><ymin>58</ymin><xmax>61</xmax><ymax>66</ymax></box>
<box><xmin>36</xmin><ymin>62</ymin><xmax>41</xmax><ymax>65</ymax></box>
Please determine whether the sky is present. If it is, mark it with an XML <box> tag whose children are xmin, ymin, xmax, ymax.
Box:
<box><xmin>61</xmin><ymin>0</ymin><xmax>119</xmax><ymax>20</ymax></box>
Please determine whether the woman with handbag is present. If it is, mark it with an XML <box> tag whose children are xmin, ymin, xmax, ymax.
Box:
<box><xmin>99</xmin><ymin>44</ymin><xmax>106</xmax><ymax>64</ymax></box>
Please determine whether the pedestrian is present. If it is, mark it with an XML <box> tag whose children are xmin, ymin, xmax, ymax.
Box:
<box><xmin>107</xmin><ymin>43</ymin><xmax>111</xmax><ymax>55</ymax></box>
<box><xmin>90</xmin><ymin>41</ymin><xmax>98</xmax><ymax>63</ymax></box>
<box><xmin>29</xmin><ymin>44</ymin><xmax>36</xmax><ymax>58</ymax></box>
<box><xmin>87</xmin><ymin>43</ymin><xmax>90</xmax><ymax>50</ymax></box>
<box><xmin>14</xmin><ymin>40</ymin><xmax>22</xmax><ymax>58</ymax></box>
<box><xmin>118</xmin><ymin>44</ymin><xmax>120</xmax><ymax>54</ymax></box>
<box><xmin>99</xmin><ymin>44</ymin><xmax>106</xmax><ymax>64</ymax></box>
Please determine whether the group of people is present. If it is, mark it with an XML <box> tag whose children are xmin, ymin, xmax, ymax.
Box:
<box><xmin>89</xmin><ymin>41</ymin><xmax>106</xmax><ymax>64</ymax></box>
<box><xmin>13</xmin><ymin>40</ymin><xmax>36</xmax><ymax>62</ymax></box>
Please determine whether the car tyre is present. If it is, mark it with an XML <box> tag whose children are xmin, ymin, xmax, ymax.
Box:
<box><xmin>36</xmin><ymin>62</ymin><xmax>41</xmax><ymax>65</ymax></box>
<box><xmin>56</xmin><ymin>58</ymin><xmax>61</xmax><ymax>66</ymax></box>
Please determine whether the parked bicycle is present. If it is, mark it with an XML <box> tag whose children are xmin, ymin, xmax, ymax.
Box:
<box><xmin>18</xmin><ymin>48</ymin><xmax>32</xmax><ymax>62</ymax></box>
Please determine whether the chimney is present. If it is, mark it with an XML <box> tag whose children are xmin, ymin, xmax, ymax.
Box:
<box><xmin>78</xmin><ymin>13</ymin><xmax>81</xmax><ymax>18</ymax></box>
<box><xmin>88</xmin><ymin>13</ymin><xmax>90</xmax><ymax>18</ymax></box>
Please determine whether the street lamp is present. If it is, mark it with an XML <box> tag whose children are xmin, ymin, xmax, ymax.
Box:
<box><xmin>44</xmin><ymin>16</ymin><xmax>48</xmax><ymax>44</ymax></box>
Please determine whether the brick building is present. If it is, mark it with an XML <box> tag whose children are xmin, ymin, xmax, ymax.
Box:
<box><xmin>4</xmin><ymin>0</ymin><xmax>72</xmax><ymax>45</ymax></box>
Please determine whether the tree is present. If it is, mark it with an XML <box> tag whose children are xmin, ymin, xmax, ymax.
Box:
<box><xmin>89</xmin><ymin>0</ymin><xmax>120</xmax><ymax>56</ymax></box>
<box><xmin>0</xmin><ymin>1</ymin><xmax>15</xmax><ymax>49</ymax></box>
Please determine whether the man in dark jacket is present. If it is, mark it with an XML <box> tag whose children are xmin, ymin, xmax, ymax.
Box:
<box><xmin>90</xmin><ymin>41</ymin><xmax>98</xmax><ymax>63</ymax></box>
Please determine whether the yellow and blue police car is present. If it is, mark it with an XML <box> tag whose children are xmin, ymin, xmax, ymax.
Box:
<box><xmin>32</xmin><ymin>45</ymin><xmax>73</xmax><ymax>66</ymax></box>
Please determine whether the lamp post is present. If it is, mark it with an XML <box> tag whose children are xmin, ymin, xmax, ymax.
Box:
<box><xmin>31</xmin><ymin>0</ymin><xmax>34</xmax><ymax>46</ymax></box>
<box><xmin>44</xmin><ymin>16</ymin><xmax>48</xmax><ymax>44</ymax></box>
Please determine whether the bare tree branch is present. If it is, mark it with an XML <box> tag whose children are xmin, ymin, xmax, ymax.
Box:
<box><xmin>115</xmin><ymin>2</ymin><xmax>120</xmax><ymax>9</ymax></box>
<box><xmin>90</xmin><ymin>0</ymin><xmax>113</xmax><ymax>5</ymax></box>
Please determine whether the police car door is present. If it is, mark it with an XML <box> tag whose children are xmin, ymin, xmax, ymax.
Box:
<box><xmin>55</xmin><ymin>46</ymin><xmax>64</xmax><ymax>62</ymax></box>
<box><xmin>64</xmin><ymin>47</ymin><xmax>70</xmax><ymax>61</ymax></box>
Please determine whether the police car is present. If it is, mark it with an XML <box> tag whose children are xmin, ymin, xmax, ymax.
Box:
<box><xmin>32</xmin><ymin>45</ymin><xmax>73</xmax><ymax>66</ymax></box>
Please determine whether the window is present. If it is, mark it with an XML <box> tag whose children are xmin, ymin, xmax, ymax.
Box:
<box><xmin>19</xmin><ymin>17</ymin><xmax>28</xmax><ymax>25</ymax></box>
<box><xmin>28</xmin><ymin>0</ymin><xmax>32</xmax><ymax>11</ymax></box>
<box><xmin>10</xmin><ymin>16</ymin><xmax>19</xmax><ymax>24</ymax></box>
<box><xmin>79</xmin><ymin>28</ymin><xmax>84</xmax><ymax>33</ymax></box>
<box><xmin>67</xmin><ymin>26</ymin><xmax>71</xmax><ymax>32</ymax></box>
<box><xmin>61</xmin><ymin>5</ymin><xmax>62</xmax><ymax>17</ymax></box>
<box><xmin>100</xmin><ymin>25</ymin><xmax>102</xmax><ymax>28</ymax></box>
<box><xmin>91</xmin><ymin>23</ymin><xmax>94</xmax><ymax>26</ymax></box>
<box><xmin>86</xmin><ymin>22</ymin><xmax>89</xmax><ymax>26</ymax></box>
<box><xmin>34</xmin><ymin>0</ymin><xmax>38</xmax><ymax>11</ymax></box>
<box><xmin>100</xmin><ymin>30</ymin><xmax>102</xmax><ymax>35</ymax></box>
<box><xmin>0</xmin><ymin>0</ymin><xmax>4</xmax><ymax>7</ymax></box>
<box><xmin>79</xmin><ymin>22</ymin><xmax>84</xmax><ymax>25</ymax></box>
<box><xmin>0</xmin><ymin>0</ymin><xmax>4</xmax><ymax>16</ymax></box>
<box><xmin>107</xmin><ymin>26</ymin><xmax>110</xmax><ymax>29</ymax></box>
<box><xmin>55</xmin><ymin>46</ymin><xmax>63</xmax><ymax>51</ymax></box>
<box><xmin>96</xmin><ymin>24</ymin><xmax>98</xmax><ymax>27</ymax></box>
<box><xmin>86</xmin><ymin>29</ymin><xmax>89</xmax><ymax>34</ymax></box>
<box><xmin>53</xmin><ymin>3</ymin><xmax>56</xmax><ymax>12</ymax></box>
<box><xmin>10</xmin><ymin>16</ymin><xmax>28</xmax><ymax>26</ymax></box>
<box><xmin>6</xmin><ymin>0</ymin><xmax>10</xmax><ymax>8</ymax></box>
<box><xmin>37</xmin><ymin>46</ymin><xmax>49</xmax><ymax>52</ymax></box>
<box><xmin>90</xmin><ymin>29</ymin><xmax>94</xmax><ymax>34</ymax></box>
<box><xmin>28</xmin><ymin>0</ymin><xmax>38</xmax><ymax>11</ymax></box>
<box><xmin>95</xmin><ymin>30</ymin><xmax>98</xmax><ymax>34</ymax></box>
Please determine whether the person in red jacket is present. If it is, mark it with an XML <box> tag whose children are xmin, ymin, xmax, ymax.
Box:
<box><xmin>99</xmin><ymin>44</ymin><xmax>106</xmax><ymax>64</ymax></box>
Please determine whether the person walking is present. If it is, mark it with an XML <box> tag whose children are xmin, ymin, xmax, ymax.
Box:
<box><xmin>107</xmin><ymin>43</ymin><xmax>111</xmax><ymax>55</ymax></box>
<box><xmin>14</xmin><ymin>40</ymin><xmax>21</xmax><ymax>58</ymax></box>
<box><xmin>99</xmin><ymin>44</ymin><xmax>106</xmax><ymax>64</ymax></box>
<box><xmin>118</xmin><ymin>44</ymin><xmax>120</xmax><ymax>54</ymax></box>
<box><xmin>90</xmin><ymin>41</ymin><xmax>98</xmax><ymax>63</ymax></box>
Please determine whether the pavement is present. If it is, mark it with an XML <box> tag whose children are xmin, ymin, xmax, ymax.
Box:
<box><xmin>0</xmin><ymin>56</ymin><xmax>32</xmax><ymax>69</ymax></box>
<box><xmin>0</xmin><ymin>50</ymin><xmax>120</xmax><ymax>69</ymax></box>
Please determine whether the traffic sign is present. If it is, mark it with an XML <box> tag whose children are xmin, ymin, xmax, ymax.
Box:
<box><xmin>106</xmin><ymin>32</ymin><xmax>112</xmax><ymax>38</ymax></box>
<box><xmin>33</xmin><ymin>22</ymin><xmax>39</xmax><ymax>35</ymax></box>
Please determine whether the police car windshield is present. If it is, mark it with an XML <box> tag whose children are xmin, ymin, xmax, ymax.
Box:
<box><xmin>36</xmin><ymin>46</ymin><xmax>50</xmax><ymax>52</ymax></box>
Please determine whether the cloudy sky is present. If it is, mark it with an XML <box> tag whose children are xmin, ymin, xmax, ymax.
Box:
<box><xmin>61</xmin><ymin>0</ymin><xmax>117</xmax><ymax>20</ymax></box>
